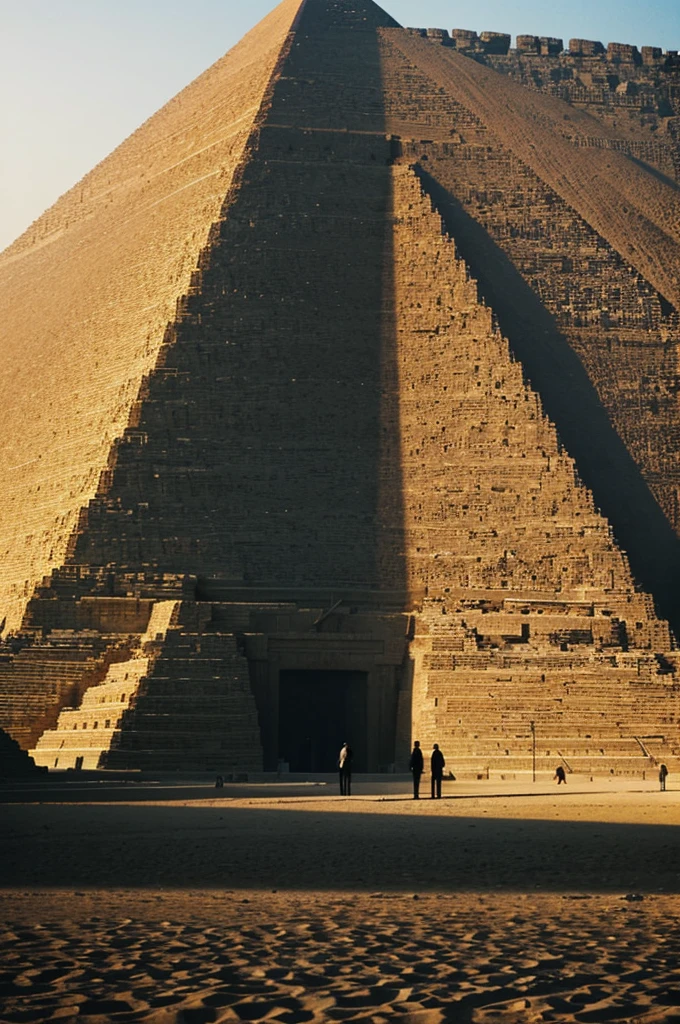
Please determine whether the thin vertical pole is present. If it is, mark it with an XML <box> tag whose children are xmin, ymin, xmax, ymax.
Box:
<box><xmin>530</xmin><ymin>720</ymin><xmax>536</xmax><ymax>783</ymax></box>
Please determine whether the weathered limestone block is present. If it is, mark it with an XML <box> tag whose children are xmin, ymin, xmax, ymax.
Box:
<box><xmin>539</xmin><ymin>37</ymin><xmax>563</xmax><ymax>56</ymax></box>
<box><xmin>642</xmin><ymin>46</ymin><xmax>663</xmax><ymax>64</ymax></box>
<box><xmin>451</xmin><ymin>29</ymin><xmax>479</xmax><ymax>49</ymax></box>
<box><xmin>570</xmin><ymin>39</ymin><xmax>605</xmax><ymax>56</ymax></box>
<box><xmin>516</xmin><ymin>36</ymin><xmax>539</xmax><ymax>54</ymax></box>
<box><xmin>426</xmin><ymin>28</ymin><xmax>451</xmax><ymax>45</ymax></box>
<box><xmin>480</xmin><ymin>32</ymin><xmax>511</xmax><ymax>55</ymax></box>
<box><xmin>28</xmin><ymin>596</ymin><xmax>263</xmax><ymax>773</ymax></box>
<box><xmin>607</xmin><ymin>42</ymin><xmax>642</xmax><ymax>65</ymax></box>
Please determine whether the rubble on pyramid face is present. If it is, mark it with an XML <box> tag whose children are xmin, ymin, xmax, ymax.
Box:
<box><xmin>2</xmin><ymin>0</ymin><xmax>680</xmax><ymax>774</ymax></box>
<box><xmin>416</xmin><ymin>26</ymin><xmax>675</xmax><ymax>67</ymax></box>
<box><xmin>430</xmin><ymin>30</ymin><xmax>680</xmax><ymax>143</ymax></box>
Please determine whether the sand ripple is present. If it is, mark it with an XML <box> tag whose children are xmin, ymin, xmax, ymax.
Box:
<box><xmin>2</xmin><ymin>891</ymin><xmax>680</xmax><ymax>1023</ymax></box>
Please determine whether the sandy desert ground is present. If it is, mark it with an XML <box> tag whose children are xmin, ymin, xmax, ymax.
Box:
<box><xmin>2</xmin><ymin>776</ymin><xmax>680</xmax><ymax>1023</ymax></box>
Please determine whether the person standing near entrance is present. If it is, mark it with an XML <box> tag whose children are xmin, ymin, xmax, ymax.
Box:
<box><xmin>409</xmin><ymin>740</ymin><xmax>424</xmax><ymax>799</ymax></box>
<box><xmin>338</xmin><ymin>741</ymin><xmax>353</xmax><ymax>795</ymax></box>
<box><xmin>431</xmin><ymin>743</ymin><xmax>445</xmax><ymax>799</ymax></box>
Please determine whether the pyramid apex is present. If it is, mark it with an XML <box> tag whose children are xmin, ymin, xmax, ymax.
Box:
<box><xmin>294</xmin><ymin>0</ymin><xmax>400</xmax><ymax>30</ymax></box>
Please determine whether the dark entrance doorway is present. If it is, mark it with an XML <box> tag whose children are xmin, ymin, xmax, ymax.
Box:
<box><xmin>278</xmin><ymin>670</ymin><xmax>368</xmax><ymax>772</ymax></box>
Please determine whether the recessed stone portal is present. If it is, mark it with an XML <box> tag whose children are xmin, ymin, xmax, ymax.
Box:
<box><xmin>278</xmin><ymin>670</ymin><xmax>368</xmax><ymax>773</ymax></box>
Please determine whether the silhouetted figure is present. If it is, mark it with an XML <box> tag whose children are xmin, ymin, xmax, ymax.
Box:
<box><xmin>431</xmin><ymin>743</ymin><xmax>445</xmax><ymax>798</ymax></box>
<box><xmin>409</xmin><ymin>740</ymin><xmax>424</xmax><ymax>799</ymax></box>
<box><xmin>659</xmin><ymin>763</ymin><xmax>669</xmax><ymax>791</ymax></box>
<box><xmin>554</xmin><ymin>765</ymin><xmax>567</xmax><ymax>784</ymax></box>
<box><xmin>215</xmin><ymin>775</ymin><xmax>224</xmax><ymax>788</ymax></box>
<box><xmin>338</xmin><ymin>742</ymin><xmax>353</xmax><ymax>795</ymax></box>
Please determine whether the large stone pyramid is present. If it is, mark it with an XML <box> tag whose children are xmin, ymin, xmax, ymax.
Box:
<box><xmin>1</xmin><ymin>0</ymin><xmax>679</xmax><ymax>776</ymax></box>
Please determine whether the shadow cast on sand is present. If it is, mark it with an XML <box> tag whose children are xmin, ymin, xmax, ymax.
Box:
<box><xmin>3</xmin><ymin>800</ymin><xmax>679</xmax><ymax>894</ymax></box>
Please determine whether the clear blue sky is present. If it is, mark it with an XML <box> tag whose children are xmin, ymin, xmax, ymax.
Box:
<box><xmin>2</xmin><ymin>0</ymin><xmax>679</xmax><ymax>252</ymax></box>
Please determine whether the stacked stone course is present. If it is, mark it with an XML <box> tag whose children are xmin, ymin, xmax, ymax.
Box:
<box><xmin>570</xmin><ymin>39</ymin><xmax>606</xmax><ymax>57</ymax></box>
<box><xmin>0</xmin><ymin>633</ymin><xmax>129</xmax><ymax>751</ymax></box>
<box><xmin>414</xmin><ymin>22</ymin><xmax>680</xmax><ymax>183</ymax></box>
<box><xmin>31</xmin><ymin>658</ymin><xmax>152</xmax><ymax>771</ymax></box>
<box><xmin>388</xmin><ymin>166</ymin><xmax>678</xmax><ymax>774</ymax></box>
<box><xmin>0</xmin><ymin>0</ymin><xmax>307</xmax><ymax>633</ymax></box>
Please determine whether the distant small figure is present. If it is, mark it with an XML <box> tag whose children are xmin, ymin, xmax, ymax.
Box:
<box><xmin>338</xmin><ymin>742</ymin><xmax>353</xmax><ymax>796</ymax></box>
<box><xmin>215</xmin><ymin>775</ymin><xmax>224</xmax><ymax>788</ymax></box>
<box><xmin>431</xmin><ymin>743</ymin><xmax>445</xmax><ymax>799</ymax></box>
<box><xmin>659</xmin><ymin>763</ymin><xmax>669</xmax><ymax>792</ymax></box>
<box><xmin>409</xmin><ymin>740</ymin><xmax>424</xmax><ymax>799</ymax></box>
<box><xmin>554</xmin><ymin>765</ymin><xmax>567</xmax><ymax>785</ymax></box>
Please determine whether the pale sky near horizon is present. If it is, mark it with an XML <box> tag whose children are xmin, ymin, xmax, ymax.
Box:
<box><xmin>2</xmin><ymin>0</ymin><xmax>679</xmax><ymax>253</ymax></box>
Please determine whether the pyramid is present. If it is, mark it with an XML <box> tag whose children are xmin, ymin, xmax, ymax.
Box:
<box><xmin>1</xmin><ymin>0</ymin><xmax>679</xmax><ymax>776</ymax></box>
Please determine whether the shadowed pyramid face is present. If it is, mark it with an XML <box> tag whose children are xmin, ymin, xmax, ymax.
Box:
<box><xmin>63</xmin><ymin>0</ymin><xmax>409</xmax><ymax>597</ymax></box>
<box><xmin>1</xmin><ymin>0</ymin><xmax>680</xmax><ymax>774</ymax></box>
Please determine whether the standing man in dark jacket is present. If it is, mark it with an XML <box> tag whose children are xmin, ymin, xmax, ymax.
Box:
<box><xmin>431</xmin><ymin>743</ymin><xmax>445</xmax><ymax>799</ymax></box>
<box><xmin>409</xmin><ymin>740</ymin><xmax>424</xmax><ymax>799</ymax></box>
